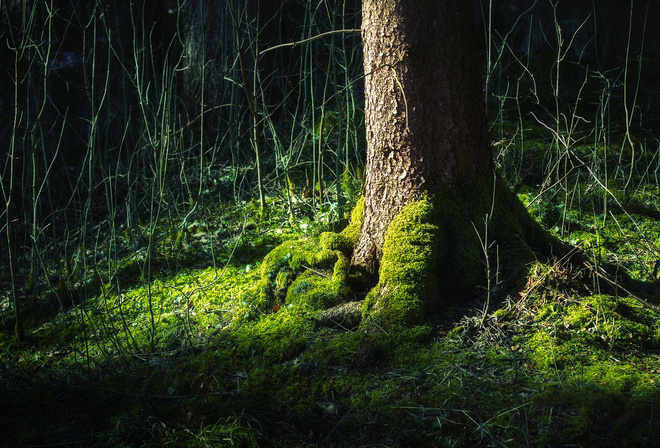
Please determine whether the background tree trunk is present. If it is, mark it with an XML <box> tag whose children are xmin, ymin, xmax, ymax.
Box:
<box><xmin>353</xmin><ymin>0</ymin><xmax>493</xmax><ymax>276</ymax></box>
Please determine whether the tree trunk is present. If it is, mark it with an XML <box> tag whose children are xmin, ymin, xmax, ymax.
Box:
<box><xmin>352</xmin><ymin>0</ymin><xmax>567</xmax><ymax>325</ymax></box>
<box><xmin>353</xmin><ymin>0</ymin><xmax>493</xmax><ymax>275</ymax></box>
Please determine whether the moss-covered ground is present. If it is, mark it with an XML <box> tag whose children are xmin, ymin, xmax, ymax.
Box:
<box><xmin>3</xmin><ymin>135</ymin><xmax>660</xmax><ymax>447</ymax></box>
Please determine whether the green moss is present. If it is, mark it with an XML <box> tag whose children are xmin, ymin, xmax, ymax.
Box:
<box><xmin>251</xmin><ymin>199</ymin><xmax>366</xmax><ymax>314</ymax></box>
<box><xmin>363</xmin><ymin>199</ymin><xmax>443</xmax><ymax>326</ymax></box>
<box><xmin>362</xmin><ymin>173</ymin><xmax>566</xmax><ymax>327</ymax></box>
<box><xmin>286</xmin><ymin>252</ymin><xmax>351</xmax><ymax>310</ymax></box>
<box><xmin>319</xmin><ymin>231</ymin><xmax>353</xmax><ymax>255</ymax></box>
<box><xmin>446</xmin><ymin>325</ymin><xmax>466</xmax><ymax>339</ymax></box>
<box><xmin>529</xmin><ymin>293</ymin><xmax>660</xmax><ymax>352</ymax></box>
<box><xmin>523</xmin><ymin>287</ymin><xmax>660</xmax><ymax>428</ymax></box>
<box><xmin>236</xmin><ymin>309</ymin><xmax>314</xmax><ymax>362</ymax></box>
<box><xmin>531</xmin><ymin>383</ymin><xmax>660</xmax><ymax>445</ymax></box>
<box><xmin>311</xmin><ymin>330</ymin><xmax>366</xmax><ymax>366</ymax></box>
<box><xmin>339</xmin><ymin>195</ymin><xmax>364</xmax><ymax>248</ymax></box>
<box><xmin>526</xmin><ymin>330</ymin><xmax>565</xmax><ymax>370</ymax></box>
<box><xmin>316</xmin><ymin>197</ymin><xmax>364</xmax><ymax>256</ymax></box>
<box><xmin>255</xmin><ymin>238</ymin><xmax>336</xmax><ymax>307</ymax></box>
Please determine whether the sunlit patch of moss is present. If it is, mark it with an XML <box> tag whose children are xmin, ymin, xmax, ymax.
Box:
<box><xmin>286</xmin><ymin>252</ymin><xmax>351</xmax><ymax>310</ymax></box>
<box><xmin>255</xmin><ymin>238</ymin><xmax>336</xmax><ymax>307</ymax></box>
<box><xmin>319</xmin><ymin>231</ymin><xmax>353</xmax><ymax>255</ymax></box>
<box><xmin>571</xmin><ymin>361</ymin><xmax>658</xmax><ymax>396</ymax></box>
<box><xmin>530</xmin><ymin>294</ymin><xmax>660</xmax><ymax>351</ymax></box>
<box><xmin>526</xmin><ymin>329</ymin><xmax>576</xmax><ymax>370</ymax></box>
<box><xmin>524</xmin><ymin>288</ymin><xmax>660</xmax><ymax>424</ymax></box>
<box><xmin>38</xmin><ymin>264</ymin><xmax>265</xmax><ymax>359</ymax></box>
<box><xmin>180</xmin><ymin>266</ymin><xmax>262</xmax><ymax>329</ymax></box>
<box><xmin>235</xmin><ymin>308</ymin><xmax>314</xmax><ymax>363</ymax></box>
<box><xmin>250</xmin><ymin>199</ymin><xmax>366</xmax><ymax>314</ymax></box>
<box><xmin>338</xmin><ymin>195</ymin><xmax>364</xmax><ymax>248</ymax></box>
<box><xmin>363</xmin><ymin>198</ymin><xmax>443</xmax><ymax>327</ymax></box>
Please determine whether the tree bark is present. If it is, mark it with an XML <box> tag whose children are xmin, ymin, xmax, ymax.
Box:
<box><xmin>353</xmin><ymin>0</ymin><xmax>494</xmax><ymax>276</ymax></box>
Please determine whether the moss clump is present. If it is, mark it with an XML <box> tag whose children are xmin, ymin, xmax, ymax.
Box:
<box><xmin>523</xmin><ymin>287</ymin><xmax>660</xmax><ymax>428</ymax></box>
<box><xmin>363</xmin><ymin>199</ymin><xmax>443</xmax><ymax>326</ymax></box>
<box><xmin>286</xmin><ymin>252</ymin><xmax>351</xmax><ymax>310</ymax></box>
<box><xmin>318</xmin><ymin>197</ymin><xmax>364</xmax><ymax>255</ymax></box>
<box><xmin>253</xmin><ymin>199</ymin><xmax>364</xmax><ymax>314</ymax></box>
<box><xmin>319</xmin><ymin>231</ymin><xmax>353</xmax><ymax>255</ymax></box>
<box><xmin>526</xmin><ymin>330</ymin><xmax>565</xmax><ymax>370</ymax></box>
<box><xmin>256</xmin><ymin>242</ymin><xmax>350</xmax><ymax>312</ymax></box>
<box><xmin>338</xmin><ymin>195</ymin><xmax>364</xmax><ymax>248</ymax></box>
<box><xmin>529</xmin><ymin>294</ymin><xmax>660</xmax><ymax>356</ymax></box>
<box><xmin>255</xmin><ymin>239</ymin><xmax>335</xmax><ymax>306</ymax></box>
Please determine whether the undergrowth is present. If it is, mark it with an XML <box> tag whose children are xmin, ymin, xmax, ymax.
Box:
<box><xmin>2</xmin><ymin>153</ymin><xmax>660</xmax><ymax>447</ymax></box>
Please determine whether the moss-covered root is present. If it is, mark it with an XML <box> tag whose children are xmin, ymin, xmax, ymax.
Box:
<box><xmin>254</xmin><ymin>199</ymin><xmax>366</xmax><ymax>314</ymax></box>
<box><xmin>361</xmin><ymin>173</ymin><xmax>571</xmax><ymax>328</ymax></box>
<box><xmin>320</xmin><ymin>195</ymin><xmax>364</xmax><ymax>254</ymax></box>
<box><xmin>286</xmin><ymin>251</ymin><xmax>351</xmax><ymax>310</ymax></box>
<box><xmin>362</xmin><ymin>199</ymin><xmax>443</xmax><ymax>326</ymax></box>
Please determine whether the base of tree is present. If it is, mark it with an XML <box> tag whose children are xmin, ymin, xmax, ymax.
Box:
<box><xmin>359</xmin><ymin>172</ymin><xmax>572</xmax><ymax>326</ymax></box>
<box><xmin>256</xmin><ymin>173</ymin><xmax>572</xmax><ymax>328</ymax></box>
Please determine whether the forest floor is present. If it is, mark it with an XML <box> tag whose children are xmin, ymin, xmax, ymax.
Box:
<box><xmin>3</xmin><ymin>132</ymin><xmax>660</xmax><ymax>447</ymax></box>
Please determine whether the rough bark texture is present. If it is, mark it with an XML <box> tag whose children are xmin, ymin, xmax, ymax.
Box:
<box><xmin>353</xmin><ymin>0</ymin><xmax>493</xmax><ymax>276</ymax></box>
